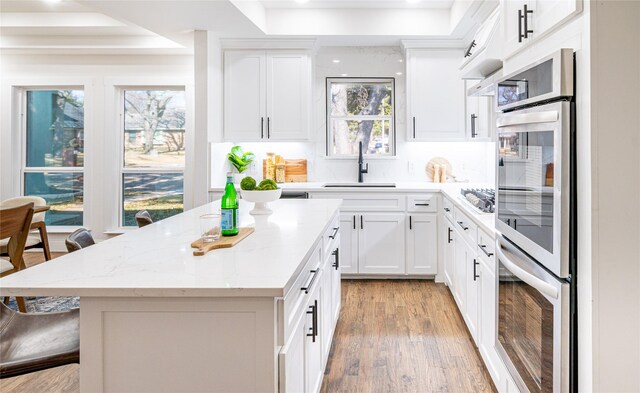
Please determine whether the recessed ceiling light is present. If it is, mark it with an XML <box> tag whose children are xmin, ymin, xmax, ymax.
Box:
<box><xmin>396</xmin><ymin>72</ymin><xmax>403</xmax><ymax>76</ymax></box>
<box><xmin>398</xmin><ymin>59</ymin><xmax>404</xmax><ymax>63</ymax></box>
<box><xmin>332</xmin><ymin>59</ymin><xmax>340</xmax><ymax>64</ymax></box>
<box><xmin>341</xmin><ymin>73</ymin><xmax>348</xmax><ymax>77</ymax></box>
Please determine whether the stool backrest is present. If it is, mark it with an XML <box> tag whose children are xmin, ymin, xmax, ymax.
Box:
<box><xmin>135</xmin><ymin>210</ymin><xmax>153</xmax><ymax>228</ymax></box>
<box><xmin>0</xmin><ymin>203</ymin><xmax>34</xmax><ymax>270</ymax></box>
<box><xmin>65</xmin><ymin>228</ymin><xmax>95</xmax><ymax>253</ymax></box>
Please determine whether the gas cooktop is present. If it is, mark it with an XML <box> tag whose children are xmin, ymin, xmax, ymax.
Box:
<box><xmin>459</xmin><ymin>188</ymin><xmax>495</xmax><ymax>214</ymax></box>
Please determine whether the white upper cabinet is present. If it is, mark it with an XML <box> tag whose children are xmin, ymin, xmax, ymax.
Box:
<box><xmin>501</xmin><ymin>0</ymin><xmax>582</xmax><ymax>59</ymax></box>
<box><xmin>465</xmin><ymin>80</ymin><xmax>494</xmax><ymax>141</ymax></box>
<box><xmin>224</xmin><ymin>50</ymin><xmax>311</xmax><ymax>142</ymax></box>
<box><xmin>406</xmin><ymin>49</ymin><xmax>465</xmax><ymax>141</ymax></box>
<box><xmin>266</xmin><ymin>52</ymin><xmax>310</xmax><ymax>141</ymax></box>
<box><xmin>224</xmin><ymin>51</ymin><xmax>266</xmax><ymax>142</ymax></box>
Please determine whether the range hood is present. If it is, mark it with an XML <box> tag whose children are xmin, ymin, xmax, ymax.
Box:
<box><xmin>467</xmin><ymin>68</ymin><xmax>502</xmax><ymax>97</ymax></box>
<box><xmin>460</xmin><ymin>8</ymin><xmax>502</xmax><ymax>79</ymax></box>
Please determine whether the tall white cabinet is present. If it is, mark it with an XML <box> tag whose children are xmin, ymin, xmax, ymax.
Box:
<box><xmin>224</xmin><ymin>50</ymin><xmax>311</xmax><ymax>141</ymax></box>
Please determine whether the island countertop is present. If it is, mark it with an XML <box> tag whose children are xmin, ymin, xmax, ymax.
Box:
<box><xmin>0</xmin><ymin>199</ymin><xmax>342</xmax><ymax>299</ymax></box>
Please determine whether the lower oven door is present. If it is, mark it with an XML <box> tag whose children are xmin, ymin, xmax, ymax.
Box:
<box><xmin>495</xmin><ymin>234</ymin><xmax>570</xmax><ymax>393</ymax></box>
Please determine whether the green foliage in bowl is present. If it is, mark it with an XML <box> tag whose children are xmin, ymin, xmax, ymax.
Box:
<box><xmin>240</xmin><ymin>176</ymin><xmax>257</xmax><ymax>191</ymax></box>
<box><xmin>256</xmin><ymin>179</ymin><xmax>278</xmax><ymax>191</ymax></box>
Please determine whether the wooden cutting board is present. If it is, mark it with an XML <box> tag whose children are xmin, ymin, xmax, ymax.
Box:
<box><xmin>285</xmin><ymin>159</ymin><xmax>307</xmax><ymax>182</ymax></box>
<box><xmin>190</xmin><ymin>227</ymin><xmax>255</xmax><ymax>256</ymax></box>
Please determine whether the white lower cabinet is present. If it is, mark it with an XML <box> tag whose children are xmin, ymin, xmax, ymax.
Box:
<box><xmin>304</xmin><ymin>272</ymin><xmax>324</xmax><ymax>393</ymax></box>
<box><xmin>406</xmin><ymin>214</ymin><xmax>438</xmax><ymax>275</ymax></box>
<box><xmin>442</xmin><ymin>218</ymin><xmax>456</xmax><ymax>287</ymax></box>
<box><xmin>279</xmin><ymin>312</ymin><xmax>306</xmax><ymax>393</ymax></box>
<box><xmin>478</xmin><ymin>254</ymin><xmax>502</xmax><ymax>388</ymax></box>
<box><xmin>339</xmin><ymin>213</ymin><xmax>406</xmax><ymax>275</ymax></box>
<box><xmin>453</xmin><ymin>233</ymin><xmax>467</xmax><ymax>310</ymax></box>
<box><xmin>464</xmin><ymin>244</ymin><xmax>480</xmax><ymax>344</ymax></box>
<box><xmin>329</xmin><ymin>246</ymin><xmax>341</xmax><ymax>324</ymax></box>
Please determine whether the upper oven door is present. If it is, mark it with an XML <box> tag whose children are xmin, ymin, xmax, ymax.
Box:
<box><xmin>496</xmin><ymin>101</ymin><xmax>571</xmax><ymax>278</ymax></box>
<box><xmin>495</xmin><ymin>235</ymin><xmax>570</xmax><ymax>393</ymax></box>
<box><xmin>496</xmin><ymin>49</ymin><xmax>573</xmax><ymax>111</ymax></box>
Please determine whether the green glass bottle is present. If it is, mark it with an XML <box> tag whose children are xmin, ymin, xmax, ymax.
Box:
<box><xmin>221</xmin><ymin>173</ymin><xmax>239</xmax><ymax>236</ymax></box>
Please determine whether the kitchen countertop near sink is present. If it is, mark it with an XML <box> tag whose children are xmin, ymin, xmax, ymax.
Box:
<box><xmin>210</xmin><ymin>182</ymin><xmax>497</xmax><ymax>237</ymax></box>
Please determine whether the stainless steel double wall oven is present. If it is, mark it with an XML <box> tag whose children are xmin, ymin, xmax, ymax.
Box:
<box><xmin>494</xmin><ymin>49</ymin><xmax>576</xmax><ymax>393</ymax></box>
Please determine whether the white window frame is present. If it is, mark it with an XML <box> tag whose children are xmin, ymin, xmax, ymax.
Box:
<box><xmin>326</xmin><ymin>77</ymin><xmax>396</xmax><ymax>158</ymax></box>
<box><xmin>116</xmin><ymin>86</ymin><xmax>187</xmax><ymax>228</ymax></box>
<box><xmin>18</xmin><ymin>85</ymin><xmax>87</xmax><ymax>231</ymax></box>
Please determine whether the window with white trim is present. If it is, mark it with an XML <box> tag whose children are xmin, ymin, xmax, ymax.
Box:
<box><xmin>120</xmin><ymin>88</ymin><xmax>186</xmax><ymax>227</ymax></box>
<box><xmin>326</xmin><ymin>78</ymin><xmax>395</xmax><ymax>156</ymax></box>
<box><xmin>22</xmin><ymin>89</ymin><xmax>85</xmax><ymax>226</ymax></box>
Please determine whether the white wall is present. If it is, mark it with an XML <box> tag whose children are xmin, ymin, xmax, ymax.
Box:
<box><xmin>0</xmin><ymin>54</ymin><xmax>194</xmax><ymax>249</ymax></box>
<box><xmin>211</xmin><ymin>46</ymin><xmax>495</xmax><ymax>187</ymax></box>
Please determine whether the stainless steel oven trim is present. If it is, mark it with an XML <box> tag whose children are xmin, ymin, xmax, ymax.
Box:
<box><xmin>495</xmin><ymin>100</ymin><xmax>571</xmax><ymax>278</ymax></box>
<box><xmin>496</xmin><ymin>48</ymin><xmax>574</xmax><ymax>111</ymax></box>
<box><xmin>495</xmin><ymin>234</ymin><xmax>570</xmax><ymax>393</ymax></box>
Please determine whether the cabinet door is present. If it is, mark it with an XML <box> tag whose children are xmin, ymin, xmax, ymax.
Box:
<box><xmin>406</xmin><ymin>214</ymin><xmax>438</xmax><ymax>275</ymax></box>
<box><xmin>501</xmin><ymin>0</ymin><xmax>529</xmax><ymax>59</ymax></box>
<box><xmin>465</xmin><ymin>80</ymin><xmax>480</xmax><ymax>138</ymax></box>
<box><xmin>475</xmin><ymin>95</ymin><xmax>493</xmax><ymax>140</ymax></box>
<box><xmin>278</xmin><ymin>313</ymin><xmax>305</xmax><ymax>393</ymax></box>
<box><xmin>443</xmin><ymin>221</ymin><xmax>456</xmax><ymax>288</ymax></box>
<box><xmin>358</xmin><ymin>213</ymin><xmax>406</xmax><ymax>275</ymax></box>
<box><xmin>321</xmin><ymin>258</ymin><xmax>334</xmax><ymax>361</ymax></box>
<box><xmin>407</xmin><ymin>50</ymin><xmax>465</xmax><ymax>141</ymax></box>
<box><xmin>464</xmin><ymin>242</ymin><xmax>480</xmax><ymax>344</ymax></box>
<box><xmin>339</xmin><ymin>214</ymin><xmax>358</xmax><ymax>274</ymax></box>
<box><xmin>305</xmin><ymin>280</ymin><xmax>324</xmax><ymax>393</ymax></box>
<box><xmin>478</xmin><ymin>255</ymin><xmax>502</xmax><ymax>385</ymax></box>
<box><xmin>266</xmin><ymin>52</ymin><xmax>310</xmax><ymax>141</ymax></box>
<box><xmin>330</xmin><ymin>246</ymin><xmax>341</xmax><ymax>324</ymax></box>
<box><xmin>224</xmin><ymin>51</ymin><xmax>266</xmax><ymax>141</ymax></box>
<box><xmin>453</xmin><ymin>231</ymin><xmax>467</xmax><ymax>311</ymax></box>
<box><xmin>530</xmin><ymin>0</ymin><xmax>582</xmax><ymax>42</ymax></box>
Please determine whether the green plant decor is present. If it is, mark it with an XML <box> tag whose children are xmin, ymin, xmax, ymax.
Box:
<box><xmin>227</xmin><ymin>145</ymin><xmax>255</xmax><ymax>174</ymax></box>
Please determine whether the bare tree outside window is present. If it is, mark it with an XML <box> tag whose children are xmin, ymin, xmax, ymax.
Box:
<box><xmin>327</xmin><ymin>78</ymin><xmax>394</xmax><ymax>156</ymax></box>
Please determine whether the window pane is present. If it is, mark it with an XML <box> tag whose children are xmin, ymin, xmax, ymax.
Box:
<box><xmin>330</xmin><ymin>82</ymin><xmax>392</xmax><ymax>116</ymax></box>
<box><xmin>124</xmin><ymin>90</ymin><xmax>186</xmax><ymax>168</ymax></box>
<box><xmin>24</xmin><ymin>172</ymin><xmax>83</xmax><ymax>226</ymax></box>
<box><xmin>26</xmin><ymin>90</ymin><xmax>84</xmax><ymax>168</ymax></box>
<box><xmin>331</xmin><ymin>119</ymin><xmax>391</xmax><ymax>155</ymax></box>
<box><xmin>122</xmin><ymin>173</ymin><xmax>184</xmax><ymax>226</ymax></box>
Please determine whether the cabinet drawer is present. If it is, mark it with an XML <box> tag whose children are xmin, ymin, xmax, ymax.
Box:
<box><xmin>310</xmin><ymin>193</ymin><xmax>405</xmax><ymax>212</ymax></box>
<box><xmin>283</xmin><ymin>243</ymin><xmax>322</xmax><ymax>340</ymax></box>
<box><xmin>322</xmin><ymin>214</ymin><xmax>340</xmax><ymax>259</ymax></box>
<box><xmin>454</xmin><ymin>207</ymin><xmax>478</xmax><ymax>247</ymax></box>
<box><xmin>442</xmin><ymin>197</ymin><xmax>454</xmax><ymax>220</ymax></box>
<box><xmin>477</xmin><ymin>228</ymin><xmax>495</xmax><ymax>261</ymax></box>
<box><xmin>407</xmin><ymin>194</ymin><xmax>438</xmax><ymax>213</ymax></box>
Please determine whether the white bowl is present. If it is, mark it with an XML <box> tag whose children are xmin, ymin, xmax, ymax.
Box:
<box><xmin>240</xmin><ymin>188</ymin><xmax>282</xmax><ymax>215</ymax></box>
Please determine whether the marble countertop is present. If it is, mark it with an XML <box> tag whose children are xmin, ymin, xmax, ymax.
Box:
<box><xmin>212</xmin><ymin>181</ymin><xmax>497</xmax><ymax>236</ymax></box>
<box><xmin>0</xmin><ymin>199</ymin><xmax>342</xmax><ymax>298</ymax></box>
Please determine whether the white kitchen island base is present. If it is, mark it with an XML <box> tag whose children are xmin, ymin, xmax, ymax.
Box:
<box><xmin>0</xmin><ymin>199</ymin><xmax>343</xmax><ymax>393</ymax></box>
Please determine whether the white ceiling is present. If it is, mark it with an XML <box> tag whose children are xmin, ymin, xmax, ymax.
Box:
<box><xmin>0</xmin><ymin>0</ymin><xmax>493</xmax><ymax>54</ymax></box>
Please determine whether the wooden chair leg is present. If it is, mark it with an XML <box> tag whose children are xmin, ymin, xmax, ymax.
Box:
<box><xmin>16</xmin><ymin>297</ymin><xmax>27</xmax><ymax>313</ymax></box>
<box><xmin>37</xmin><ymin>224</ymin><xmax>52</xmax><ymax>261</ymax></box>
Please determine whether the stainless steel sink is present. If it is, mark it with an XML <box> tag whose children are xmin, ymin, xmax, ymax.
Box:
<box><xmin>322</xmin><ymin>183</ymin><xmax>396</xmax><ymax>188</ymax></box>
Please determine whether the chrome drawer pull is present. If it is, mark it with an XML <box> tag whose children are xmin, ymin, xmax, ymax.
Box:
<box><xmin>301</xmin><ymin>270</ymin><xmax>318</xmax><ymax>294</ymax></box>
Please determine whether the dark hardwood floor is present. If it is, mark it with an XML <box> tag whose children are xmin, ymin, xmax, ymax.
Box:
<box><xmin>1</xmin><ymin>254</ymin><xmax>495</xmax><ymax>393</ymax></box>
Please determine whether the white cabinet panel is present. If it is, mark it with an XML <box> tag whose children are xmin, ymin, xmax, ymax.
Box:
<box><xmin>465</xmin><ymin>80</ymin><xmax>494</xmax><ymax>141</ymax></box>
<box><xmin>464</xmin><ymin>243</ymin><xmax>480</xmax><ymax>344</ymax></box>
<box><xmin>330</xmin><ymin>245</ymin><xmax>341</xmax><ymax>324</ymax></box>
<box><xmin>406</xmin><ymin>214</ymin><xmax>438</xmax><ymax>275</ymax></box>
<box><xmin>278</xmin><ymin>313</ymin><xmax>305</xmax><ymax>393</ymax></box>
<box><xmin>443</xmin><ymin>218</ymin><xmax>456</xmax><ymax>288</ymax></box>
<box><xmin>358</xmin><ymin>213</ymin><xmax>406</xmax><ymax>274</ymax></box>
<box><xmin>453</xmin><ymin>230</ymin><xmax>467</xmax><ymax>311</ymax></box>
<box><xmin>304</xmin><ymin>275</ymin><xmax>324</xmax><ymax>393</ymax></box>
<box><xmin>339</xmin><ymin>214</ymin><xmax>358</xmax><ymax>274</ymax></box>
<box><xmin>266</xmin><ymin>52</ymin><xmax>309</xmax><ymax>141</ymax></box>
<box><xmin>224</xmin><ymin>51</ymin><xmax>266</xmax><ymax>141</ymax></box>
<box><xmin>407</xmin><ymin>49</ymin><xmax>465</xmax><ymax>141</ymax></box>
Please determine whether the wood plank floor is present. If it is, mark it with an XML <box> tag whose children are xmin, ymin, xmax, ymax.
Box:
<box><xmin>320</xmin><ymin>280</ymin><xmax>496</xmax><ymax>393</ymax></box>
<box><xmin>1</xmin><ymin>255</ymin><xmax>495</xmax><ymax>393</ymax></box>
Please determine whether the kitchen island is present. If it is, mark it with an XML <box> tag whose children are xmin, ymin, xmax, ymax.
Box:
<box><xmin>0</xmin><ymin>199</ymin><xmax>343</xmax><ymax>393</ymax></box>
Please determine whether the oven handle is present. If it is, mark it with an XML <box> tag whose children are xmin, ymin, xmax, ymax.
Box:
<box><xmin>495</xmin><ymin>238</ymin><xmax>559</xmax><ymax>299</ymax></box>
<box><xmin>496</xmin><ymin>110</ymin><xmax>559</xmax><ymax>128</ymax></box>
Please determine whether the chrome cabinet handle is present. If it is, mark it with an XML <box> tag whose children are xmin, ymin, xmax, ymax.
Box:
<box><xmin>301</xmin><ymin>270</ymin><xmax>318</xmax><ymax>294</ymax></box>
<box><xmin>447</xmin><ymin>227</ymin><xmax>453</xmax><ymax>243</ymax></box>
<box><xmin>332</xmin><ymin>248</ymin><xmax>339</xmax><ymax>270</ymax></box>
<box><xmin>329</xmin><ymin>227</ymin><xmax>339</xmax><ymax>239</ymax></box>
